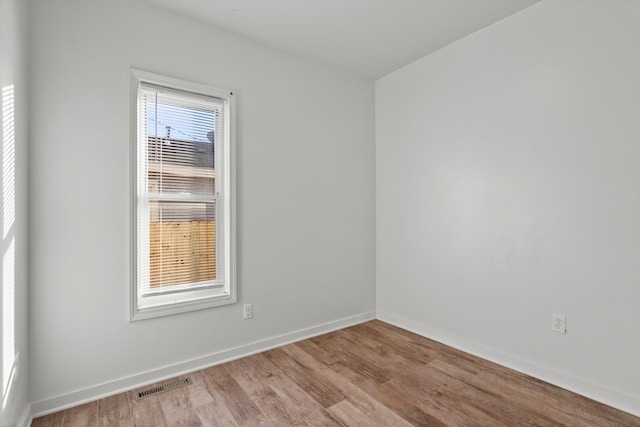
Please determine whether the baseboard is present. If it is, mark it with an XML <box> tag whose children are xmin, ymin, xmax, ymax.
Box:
<box><xmin>18</xmin><ymin>404</ymin><xmax>32</xmax><ymax>427</ymax></box>
<box><xmin>31</xmin><ymin>311</ymin><xmax>375</xmax><ymax>417</ymax></box>
<box><xmin>377</xmin><ymin>310</ymin><xmax>640</xmax><ymax>417</ymax></box>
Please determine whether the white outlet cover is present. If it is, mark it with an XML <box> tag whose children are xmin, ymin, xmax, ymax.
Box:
<box><xmin>243</xmin><ymin>303</ymin><xmax>253</xmax><ymax>319</ymax></box>
<box><xmin>552</xmin><ymin>313</ymin><xmax>567</xmax><ymax>334</ymax></box>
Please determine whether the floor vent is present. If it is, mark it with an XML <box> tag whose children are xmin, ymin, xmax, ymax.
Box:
<box><xmin>136</xmin><ymin>377</ymin><xmax>192</xmax><ymax>399</ymax></box>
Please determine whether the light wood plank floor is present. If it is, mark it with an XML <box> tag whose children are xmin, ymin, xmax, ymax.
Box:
<box><xmin>32</xmin><ymin>320</ymin><xmax>639</xmax><ymax>426</ymax></box>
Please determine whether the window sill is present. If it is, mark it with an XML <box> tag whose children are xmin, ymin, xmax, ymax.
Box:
<box><xmin>130</xmin><ymin>292</ymin><xmax>235</xmax><ymax>321</ymax></box>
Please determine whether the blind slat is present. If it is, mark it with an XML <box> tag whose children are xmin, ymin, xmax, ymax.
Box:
<box><xmin>138</xmin><ymin>82</ymin><xmax>223</xmax><ymax>296</ymax></box>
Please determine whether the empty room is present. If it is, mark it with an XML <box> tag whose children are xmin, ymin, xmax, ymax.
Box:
<box><xmin>1</xmin><ymin>0</ymin><xmax>639</xmax><ymax>425</ymax></box>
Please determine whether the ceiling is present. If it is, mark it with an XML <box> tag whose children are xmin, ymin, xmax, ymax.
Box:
<box><xmin>148</xmin><ymin>0</ymin><xmax>540</xmax><ymax>78</ymax></box>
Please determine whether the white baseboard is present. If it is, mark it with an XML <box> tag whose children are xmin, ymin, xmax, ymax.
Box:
<box><xmin>377</xmin><ymin>310</ymin><xmax>640</xmax><ymax>418</ymax></box>
<box><xmin>18</xmin><ymin>404</ymin><xmax>32</xmax><ymax>427</ymax></box>
<box><xmin>31</xmin><ymin>311</ymin><xmax>375</xmax><ymax>417</ymax></box>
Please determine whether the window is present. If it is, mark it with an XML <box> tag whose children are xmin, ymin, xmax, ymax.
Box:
<box><xmin>130</xmin><ymin>70</ymin><xmax>236</xmax><ymax>320</ymax></box>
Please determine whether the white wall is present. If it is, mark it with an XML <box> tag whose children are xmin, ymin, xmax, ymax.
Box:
<box><xmin>0</xmin><ymin>0</ymin><xmax>30</xmax><ymax>425</ymax></box>
<box><xmin>376</xmin><ymin>0</ymin><xmax>640</xmax><ymax>416</ymax></box>
<box><xmin>29</xmin><ymin>0</ymin><xmax>375</xmax><ymax>413</ymax></box>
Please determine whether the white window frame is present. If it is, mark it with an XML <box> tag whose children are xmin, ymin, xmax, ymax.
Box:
<box><xmin>130</xmin><ymin>69</ymin><xmax>236</xmax><ymax>321</ymax></box>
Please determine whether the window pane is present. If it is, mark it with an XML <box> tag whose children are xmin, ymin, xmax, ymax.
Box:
<box><xmin>147</xmin><ymin>98</ymin><xmax>215</xmax><ymax>144</ymax></box>
<box><xmin>146</xmin><ymin>140</ymin><xmax>215</xmax><ymax>194</ymax></box>
<box><xmin>143</xmin><ymin>88</ymin><xmax>218</xmax><ymax>196</ymax></box>
<box><xmin>149</xmin><ymin>200</ymin><xmax>216</xmax><ymax>290</ymax></box>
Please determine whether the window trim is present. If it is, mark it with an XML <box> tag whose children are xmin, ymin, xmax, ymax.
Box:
<box><xmin>130</xmin><ymin>69</ymin><xmax>236</xmax><ymax>321</ymax></box>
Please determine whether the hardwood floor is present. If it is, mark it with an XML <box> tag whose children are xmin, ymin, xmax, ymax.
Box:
<box><xmin>31</xmin><ymin>320</ymin><xmax>639</xmax><ymax>426</ymax></box>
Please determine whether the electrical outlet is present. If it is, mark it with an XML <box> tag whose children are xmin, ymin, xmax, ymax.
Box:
<box><xmin>552</xmin><ymin>313</ymin><xmax>566</xmax><ymax>334</ymax></box>
<box><xmin>243</xmin><ymin>303</ymin><xmax>253</xmax><ymax>319</ymax></box>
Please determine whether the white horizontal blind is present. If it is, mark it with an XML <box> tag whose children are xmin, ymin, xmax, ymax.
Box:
<box><xmin>137</xmin><ymin>83</ymin><xmax>224</xmax><ymax>299</ymax></box>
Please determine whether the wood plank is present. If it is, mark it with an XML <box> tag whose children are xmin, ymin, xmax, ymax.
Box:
<box><xmin>426</xmin><ymin>358</ymin><xmax>570</xmax><ymax>426</ymax></box>
<box><xmin>306</xmin><ymin>327</ymin><xmax>550</xmax><ymax>426</ymax></box>
<box><xmin>224</xmin><ymin>357</ymin><xmax>306</xmax><ymax>426</ymax></box>
<box><xmin>362</xmin><ymin>320</ymin><xmax>491</xmax><ymax>372</ymax></box>
<box><xmin>61</xmin><ymin>401</ymin><xmax>98</xmax><ymax>427</ymax></box>
<box><xmin>262</xmin><ymin>346</ymin><xmax>345</xmax><ymax>409</ymax></box>
<box><xmin>385</xmin><ymin>370</ymin><xmax>510</xmax><ymax>426</ymax></box>
<box><xmin>127</xmin><ymin>392</ymin><xmax>167</xmax><ymax>427</ymax></box>
<box><xmin>186</xmin><ymin>370</ymin><xmax>242</xmax><ymax>426</ymax></box>
<box><xmin>477</xmin><ymin>365</ymin><xmax>640</xmax><ymax>426</ymax></box>
<box><xmin>311</xmin><ymin>328</ymin><xmax>427</xmax><ymax>392</ymax></box>
<box><xmin>362</xmin><ymin>379</ymin><xmax>449</xmax><ymax>426</ymax></box>
<box><xmin>276</xmin><ymin>340</ymin><xmax>410</xmax><ymax>426</ymax></box>
<box><xmin>297</xmin><ymin>338</ymin><xmax>386</xmax><ymax>392</ymax></box>
<box><xmin>224</xmin><ymin>354</ymin><xmax>337</xmax><ymax>426</ymax></box>
<box><xmin>194</xmin><ymin>403</ymin><xmax>238</xmax><ymax>427</ymax></box>
<box><xmin>200</xmin><ymin>364</ymin><xmax>274</xmax><ymax>426</ymax></box>
<box><xmin>315</xmin><ymin>333</ymin><xmax>506</xmax><ymax>427</ymax></box>
<box><xmin>156</xmin><ymin>387</ymin><xmax>202</xmax><ymax>427</ymax></box>
<box><xmin>184</xmin><ymin>371</ymin><xmax>217</xmax><ymax>408</ymax></box>
<box><xmin>348</xmin><ymin>321</ymin><xmax>438</xmax><ymax>363</ymax></box>
<box><xmin>286</xmin><ymin>340</ymin><xmax>413</xmax><ymax>427</ymax></box>
<box><xmin>98</xmin><ymin>393</ymin><xmax>133</xmax><ymax>427</ymax></box>
<box><xmin>326</xmin><ymin>399</ymin><xmax>378</xmax><ymax>427</ymax></box>
<box><xmin>300</xmin><ymin>336</ymin><xmax>391</xmax><ymax>385</ymax></box>
<box><xmin>280</xmin><ymin>342</ymin><xmax>423</xmax><ymax>426</ymax></box>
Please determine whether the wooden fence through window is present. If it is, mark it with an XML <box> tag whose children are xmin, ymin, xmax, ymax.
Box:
<box><xmin>149</xmin><ymin>220</ymin><xmax>215</xmax><ymax>288</ymax></box>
